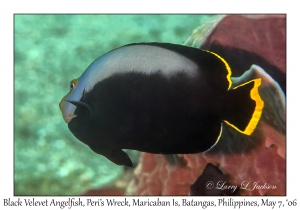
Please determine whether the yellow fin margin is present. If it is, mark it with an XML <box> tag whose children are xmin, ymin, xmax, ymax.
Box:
<box><xmin>202</xmin><ymin>50</ymin><xmax>232</xmax><ymax>90</ymax></box>
<box><xmin>224</xmin><ymin>78</ymin><xmax>264</xmax><ymax>135</ymax></box>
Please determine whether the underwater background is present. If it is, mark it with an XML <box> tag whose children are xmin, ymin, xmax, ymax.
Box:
<box><xmin>14</xmin><ymin>14</ymin><xmax>214</xmax><ymax>195</ymax></box>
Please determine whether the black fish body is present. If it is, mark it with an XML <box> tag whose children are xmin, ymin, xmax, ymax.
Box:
<box><xmin>59</xmin><ymin>43</ymin><xmax>264</xmax><ymax>167</ymax></box>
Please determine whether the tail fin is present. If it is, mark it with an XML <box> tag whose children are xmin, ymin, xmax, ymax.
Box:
<box><xmin>222</xmin><ymin>78</ymin><xmax>264</xmax><ymax>135</ymax></box>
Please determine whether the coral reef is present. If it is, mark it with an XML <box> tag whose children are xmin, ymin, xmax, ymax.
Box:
<box><xmin>185</xmin><ymin>15</ymin><xmax>286</xmax><ymax>91</ymax></box>
<box><xmin>190</xmin><ymin>163</ymin><xmax>239</xmax><ymax>196</ymax></box>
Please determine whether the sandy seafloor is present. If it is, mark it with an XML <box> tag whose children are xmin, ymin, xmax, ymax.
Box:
<box><xmin>14</xmin><ymin>14</ymin><xmax>214</xmax><ymax>195</ymax></box>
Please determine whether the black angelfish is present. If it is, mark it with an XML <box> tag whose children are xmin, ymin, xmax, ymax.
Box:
<box><xmin>59</xmin><ymin>43</ymin><xmax>264</xmax><ymax>167</ymax></box>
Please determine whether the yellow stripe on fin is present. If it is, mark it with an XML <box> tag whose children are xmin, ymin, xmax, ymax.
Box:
<box><xmin>224</xmin><ymin>78</ymin><xmax>264</xmax><ymax>135</ymax></box>
<box><xmin>207</xmin><ymin>123</ymin><xmax>223</xmax><ymax>151</ymax></box>
<box><xmin>203</xmin><ymin>50</ymin><xmax>232</xmax><ymax>90</ymax></box>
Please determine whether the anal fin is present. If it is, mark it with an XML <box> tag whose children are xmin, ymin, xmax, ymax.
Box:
<box><xmin>89</xmin><ymin>145</ymin><xmax>133</xmax><ymax>167</ymax></box>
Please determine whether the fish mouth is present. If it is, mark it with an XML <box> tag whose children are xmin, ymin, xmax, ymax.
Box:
<box><xmin>59</xmin><ymin>98</ymin><xmax>77</xmax><ymax>123</ymax></box>
<box><xmin>64</xmin><ymin>114</ymin><xmax>77</xmax><ymax>124</ymax></box>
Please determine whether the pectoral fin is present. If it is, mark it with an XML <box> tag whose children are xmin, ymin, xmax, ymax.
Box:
<box><xmin>89</xmin><ymin>145</ymin><xmax>133</xmax><ymax>167</ymax></box>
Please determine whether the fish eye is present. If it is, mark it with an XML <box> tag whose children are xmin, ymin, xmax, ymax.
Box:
<box><xmin>69</xmin><ymin>78</ymin><xmax>79</xmax><ymax>91</ymax></box>
<box><xmin>70</xmin><ymin>81</ymin><xmax>76</xmax><ymax>91</ymax></box>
